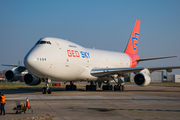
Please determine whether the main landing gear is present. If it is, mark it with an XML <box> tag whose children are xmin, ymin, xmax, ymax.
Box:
<box><xmin>85</xmin><ymin>76</ymin><xmax>125</xmax><ymax>91</ymax></box>
<box><xmin>86</xmin><ymin>81</ymin><xmax>97</xmax><ymax>91</ymax></box>
<box><xmin>111</xmin><ymin>75</ymin><xmax>125</xmax><ymax>91</ymax></box>
<box><xmin>42</xmin><ymin>78</ymin><xmax>52</xmax><ymax>94</ymax></box>
<box><xmin>102</xmin><ymin>81</ymin><xmax>113</xmax><ymax>90</ymax></box>
<box><xmin>66</xmin><ymin>81</ymin><xmax>77</xmax><ymax>90</ymax></box>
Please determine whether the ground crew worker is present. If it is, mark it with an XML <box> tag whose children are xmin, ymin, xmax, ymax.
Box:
<box><xmin>0</xmin><ymin>92</ymin><xmax>5</xmax><ymax>115</ymax></box>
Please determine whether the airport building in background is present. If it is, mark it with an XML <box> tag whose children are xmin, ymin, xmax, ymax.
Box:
<box><xmin>129</xmin><ymin>71</ymin><xmax>180</xmax><ymax>83</ymax></box>
<box><xmin>167</xmin><ymin>75</ymin><xmax>180</xmax><ymax>82</ymax></box>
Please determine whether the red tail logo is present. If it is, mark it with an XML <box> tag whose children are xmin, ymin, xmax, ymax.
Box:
<box><xmin>124</xmin><ymin>19</ymin><xmax>141</xmax><ymax>54</ymax></box>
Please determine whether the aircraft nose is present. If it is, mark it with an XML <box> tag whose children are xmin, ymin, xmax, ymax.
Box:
<box><xmin>24</xmin><ymin>52</ymin><xmax>36</xmax><ymax>69</ymax></box>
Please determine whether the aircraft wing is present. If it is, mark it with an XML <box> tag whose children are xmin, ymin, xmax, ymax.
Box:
<box><xmin>137</xmin><ymin>56</ymin><xmax>178</xmax><ymax>62</ymax></box>
<box><xmin>1</xmin><ymin>64</ymin><xmax>26</xmax><ymax>72</ymax></box>
<box><xmin>91</xmin><ymin>66</ymin><xmax>180</xmax><ymax>77</ymax></box>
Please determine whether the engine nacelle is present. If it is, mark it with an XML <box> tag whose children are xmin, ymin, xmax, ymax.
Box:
<box><xmin>134</xmin><ymin>68</ymin><xmax>151</xmax><ymax>86</ymax></box>
<box><xmin>5</xmin><ymin>70</ymin><xmax>23</xmax><ymax>81</ymax></box>
<box><xmin>24</xmin><ymin>73</ymin><xmax>41</xmax><ymax>86</ymax></box>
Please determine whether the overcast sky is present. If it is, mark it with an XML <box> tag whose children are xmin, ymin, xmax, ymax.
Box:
<box><xmin>0</xmin><ymin>0</ymin><xmax>180</xmax><ymax>74</ymax></box>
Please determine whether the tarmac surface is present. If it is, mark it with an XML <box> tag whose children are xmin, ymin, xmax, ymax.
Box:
<box><xmin>0</xmin><ymin>84</ymin><xmax>180</xmax><ymax>120</ymax></box>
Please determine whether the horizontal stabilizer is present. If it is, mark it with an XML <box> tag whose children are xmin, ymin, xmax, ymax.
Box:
<box><xmin>137</xmin><ymin>56</ymin><xmax>178</xmax><ymax>62</ymax></box>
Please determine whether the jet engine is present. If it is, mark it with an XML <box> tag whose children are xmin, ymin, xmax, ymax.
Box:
<box><xmin>134</xmin><ymin>68</ymin><xmax>151</xmax><ymax>86</ymax></box>
<box><xmin>5</xmin><ymin>70</ymin><xmax>23</xmax><ymax>81</ymax></box>
<box><xmin>24</xmin><ymin>73</ymin><xmax>41</xmax><ymax>86</ymax></box>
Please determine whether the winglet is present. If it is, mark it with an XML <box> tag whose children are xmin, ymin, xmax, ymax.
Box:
<box><xmin>124</xmin><ymin>19</ymin><xmax>141</xmax><ymax>54</ymax></box>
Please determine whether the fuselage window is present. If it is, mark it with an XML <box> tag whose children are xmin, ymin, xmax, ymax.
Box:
<box><xmin>47</xmin><ymin>41</ymin><xmax>51</xmax><ymax>45</ymax></box>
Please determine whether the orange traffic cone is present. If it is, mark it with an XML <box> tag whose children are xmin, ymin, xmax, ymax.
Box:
<box><xmin>26</xmin><ymin>98</ymin><xmax>30</xmax><ymax>107</ymax></box>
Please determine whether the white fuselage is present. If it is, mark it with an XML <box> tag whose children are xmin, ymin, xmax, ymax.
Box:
<box><xmin>24</xmin><ymin>37</ymin><xmax>131</xmax><ymax>81</ymax></box>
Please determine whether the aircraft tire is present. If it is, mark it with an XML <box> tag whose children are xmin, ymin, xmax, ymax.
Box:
<box><xmin>121</xmin><ymin>85</ymin><xmax>124</xmax><ymax>91</ymax></box>
<box><xmin>90</xmin><ymin>85</ymin><xmax>92</xmax><ymax>90</ymax></box>
<box><xmin>119</xmin><ymin>85</ymin><xmax>124</xmax><ymax>91</ymax></box>
<box><xmin>102</xmin><ymin>85</ymin><xmax>112</xmax><ymax>90</ymax></box>
<box><xmin>115</xmin><ymin>85</ymin><xmax>120</xmax><ymax>91</ymax></box>
<box><xmin>72</xmin><ymin>85</ymin><xmax>77</xmax><ymax>90</ymax></box>
<box><xmin>66</xmin><ymin>85</ymin><xmax>69</xmax><ymax>90</ymax></box>
<box><xmin>93</xmin><ymin>85</ymin><xmax>96</xmax><ymax>91</ymax></box>
<box><xmin>86</xmin><ymin>85</ymin><xmax>89</xmax><ymax>90</ymax></box>
<box><xmin>114</xmin><ymin>85</ymin><xmax>119</xmax><ymax>91</ymax></box>
<box><xmin>114</xmin><ymin>85</ymin><xmax>116</xmax><ymax>91</ymax></box>
<box><xmin>42</xmin><ymin>87</ymin><xmax>47</xmax><ymax>94</ymax></box>
<box><xmin>110</xmin><ymin>85</ymin><xmax>113</xmax><ymax>90</ymax></box>
<box><xmin>102</xmin><ymin>85</ymin><xmax>105</xmax><ymax>90</ymax></box>
<box><xmin>47</xmin><ymin>87</ymin><xmax>52</xmax><ymax>94</ymax></box>
<box><xmin>86</xmin><ymin>85</ymin><xmax>92</xmax><ymax>91</ymax></box>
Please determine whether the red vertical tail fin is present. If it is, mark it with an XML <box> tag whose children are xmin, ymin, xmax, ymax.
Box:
<box><xmin>124</xmin><ymin>19</ymin><xmax>141</xmax><ymax>54</ymax></box>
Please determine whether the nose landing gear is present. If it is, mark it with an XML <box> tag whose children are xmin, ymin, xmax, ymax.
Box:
<box><xmin>42</xmin><ymin>78</ymin><xmax>52</xmax><ymax>94</ymax></box>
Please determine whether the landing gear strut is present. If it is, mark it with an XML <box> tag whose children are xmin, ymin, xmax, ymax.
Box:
<box><xmin>66</xmin><ymin>81</ymin><xmax>77</xmax><ymax>90</ymax></box>
<box><xmin>111</xmin><ymin>75</ymin><xmax>125</xmax><ymax>91</ymax></box>
<box><xmin>42</xmin><ymin>78</ymin><xmax>52</xmax><ymax>94</ymax></box>
<box><xmin>86</xmin><ymin>81</ymin><xmax>97</xmax><ymax>91</ymax></box>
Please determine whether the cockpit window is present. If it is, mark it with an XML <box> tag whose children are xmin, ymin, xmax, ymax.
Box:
<box><xmin>47</xmin><ymin>41</ymin><xmax>51</xmax><ymax>44</ymax></box>
<box><xmin>36</xmin><ymin>41</ymin><xmax>51</xmax><ymax>45</ymax></box>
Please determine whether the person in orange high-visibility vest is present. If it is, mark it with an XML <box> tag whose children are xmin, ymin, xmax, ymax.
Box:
<box><xmin>0</xmin><ymin>92</ymin><xmax>5</xmax><ymax>115</ymax></box>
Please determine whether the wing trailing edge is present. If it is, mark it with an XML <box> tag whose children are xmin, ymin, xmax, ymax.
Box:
<box><xmin>137</xmin><ymin>56</ymin><xmax>178</xmax><ymax>62</ymax></box>
<box><xmin>91</xmin><ymin>66</ymin><xmax>180</xmax><ymax>77</ymax></box>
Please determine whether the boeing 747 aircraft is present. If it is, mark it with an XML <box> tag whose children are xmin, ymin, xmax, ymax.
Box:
<box><xmin>3</xmin><ymin>19</ymin><xmax>180</xmax><ymax>94</ymax></box>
